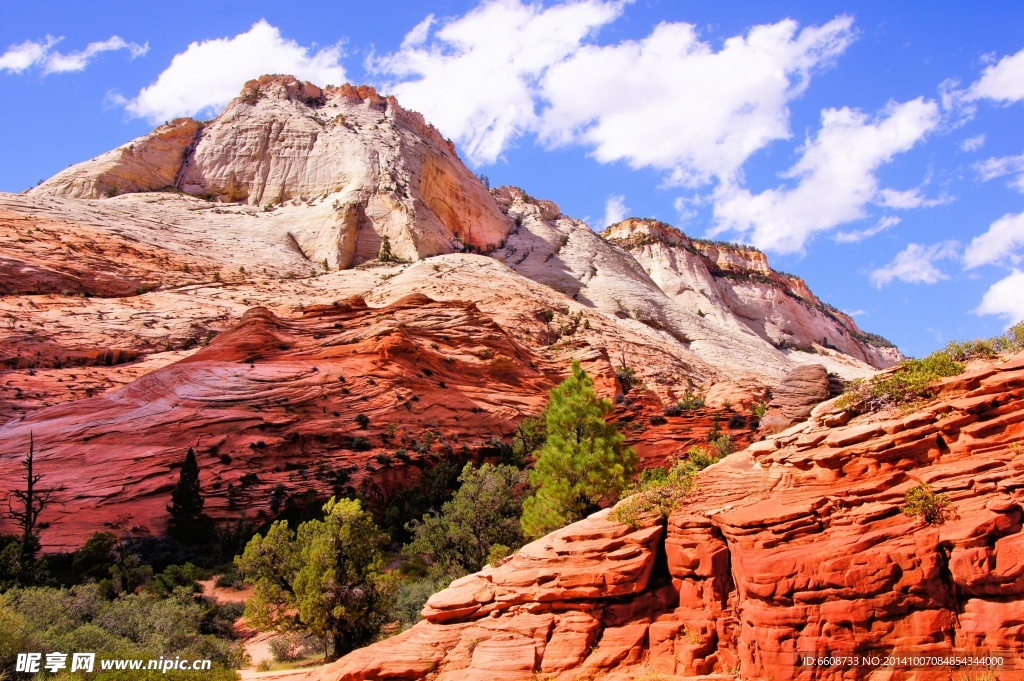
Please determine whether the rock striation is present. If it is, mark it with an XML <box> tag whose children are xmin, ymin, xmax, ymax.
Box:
<box><xmin>321</xmin><ymin>353</ymin><xmax>1024</xmax><ymax>680</ymax></box>
<box><xmin>0</xmin><ymin>293</ymin><xmax>562</xmax><ymax>550</ymax></box>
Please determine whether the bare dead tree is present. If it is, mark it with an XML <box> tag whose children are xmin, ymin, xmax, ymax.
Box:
<box><xmin>4</xmin><ymin>432</ymin><xmax>63</xmax><ymax>564</ymax></box>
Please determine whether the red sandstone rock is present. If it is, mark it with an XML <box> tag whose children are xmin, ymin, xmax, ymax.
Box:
<box><xmin>320</xmin><ymin>353</ymin><xmax>1024</xmax><ymax>681</ymax></box>
<box><xmin>0</xmin><ymin>294</ymin><xmax>562</xmax><ymax>551</ymax></box>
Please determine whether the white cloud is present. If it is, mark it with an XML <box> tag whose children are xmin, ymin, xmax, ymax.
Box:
<box><xmin>373</xmin><ymin>0</ymin><xmax>624</xmax><ymax>165</ymax></box>
<box><xmin>373</xmin><ymin>4</ymin><xmax>854</xmax><ymax>172</ymax></box>
<box><xmin>975</xmin><ymin>153</ymin><xmax>1024</xmax><ymax>193</ymax></box>
<box><xmin>122</xmin><ymin>20</ymin><xmax>345</xmax><ymax>122</ymax></box>
<box><xmin>963</xmin><ymin>211</ymin><xmax>1024</xmax><ymax>269</ymax></box>
<box><xmin>401</xmin><ymin>15</ymin><xmax>435</xmax><ymax>49</ymax></box>
<box><xmin>0</xmin><ymin>35</ymin><xmax>146</xmax><ymax>75</ymax></box>
<box><xmin>539</xmin><ymin>16</ymin><xmax>855</xmax><ymax>185</ymax></box>
<box><xmin>968</xmin><ymin>47</ymin><xmax>1024</xmax><ymax>103</ymax></box>
<box><xmin>976</xmin><ymin>270</ymin><xmax>1024</xmax><ymax>323</ymax></box>
<box><xmin>869</xmin><ymin>241</ymin><xmax>959</xmax><ymax>288</ymax></box>
<box><xmin>712</xmin><ymin>98</ymin><xmax>940</xmax><ymax>253</ymax></box>
<box><xmin>602</xmin><ymin>194</ymin><xmax>628</xmax><ymax>228</ymax></box>
<box><xmin>959</xmin><ymin>134</ymin><xmax>985</xmax><ymax>152</ymax></box>
<box><xmin>834</xmin><ymin>215</ymin><xmax>900</xmax><ymax>243</ymax></box>
<box><xmin>877</xmin><ymin>187</ymin><xmax>952</xmax><ymax>209</ymax></box>
<box><xmin>844</xmin><ymin>309</ymin><xmax>866</xmax><ymax>317</ymax></box>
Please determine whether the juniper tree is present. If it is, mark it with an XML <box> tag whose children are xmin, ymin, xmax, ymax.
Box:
<box><xmin>236</xmin><ymin>497</ymin><xmax>398</xmax><ymax>660</ymax></box>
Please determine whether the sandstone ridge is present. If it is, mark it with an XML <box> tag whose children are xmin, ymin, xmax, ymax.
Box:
<box><xmin>321</xmin><ymin>353</ymin><xmax>1024</xmax><ymax>681</ymax></box>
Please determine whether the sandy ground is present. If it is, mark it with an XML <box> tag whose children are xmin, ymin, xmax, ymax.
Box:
<box><xmin>199</xmin><ymin>579</ymin><xmax>322</xmax><ymax>681</ymax></box>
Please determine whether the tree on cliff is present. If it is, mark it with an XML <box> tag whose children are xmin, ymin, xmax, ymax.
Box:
<box><xmin>167</xmin><ymin>448</ymin><xmax>209</xmax><ymax>541</ymax></box>
<box><xmin>520</xmin><ymin>361</ymin><xmax>636</xmax><ymax>538</ymax></box>
<box><xmin>236</xmin><ymin>497</ymin><xmax>398</xmax><ymax>660</ymax></box>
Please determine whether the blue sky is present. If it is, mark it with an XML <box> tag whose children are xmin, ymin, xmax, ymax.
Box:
<box><xmin>2</xmin><ymin>1</ymin><xmax>1023</xmax><ymax>357</ymax></box>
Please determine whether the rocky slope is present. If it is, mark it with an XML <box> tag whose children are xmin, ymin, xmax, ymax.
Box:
<box><xmin>602</xmin><ymin>218</ymin><xmax>902</xmax><ymax>369</ymax></box>
<box><xmin>0</xmin><ymin>293</ymin><xmax>565</xmax><ymax>550</ymax></box>
<box><xmin>1</xmin><ymin>75</ymin><xmax>903</xmax><ymax>549</ymax></box>
<box><xmin>322</xmin><ymin>352</ymin><xmax>1024</xmax><ymax>681</ymax></box>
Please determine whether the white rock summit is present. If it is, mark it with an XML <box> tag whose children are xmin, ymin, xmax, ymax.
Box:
<box><xmin>33</xmin><ymin>75</ymin><xmax>512</xmax><ymax>269</ymax></box>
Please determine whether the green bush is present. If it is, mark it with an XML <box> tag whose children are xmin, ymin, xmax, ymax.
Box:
<box><xmin>687</xmin><ymin>445</ymin><xmax>720</xmax><ymax>470</ymax></box>
<box><xmin>902</xmin><ymin>484</ymin><xmax>953</xmax><ymax>525</ymax></box>
<box><xmin>406</xmin><ymin>463</ymin><xmax>526</xmax><ymax>578</ymax></box>
<box><xmin>708</xmin><ymin>435</ymin><xmax>734</xmax><ymax>458</ymax></box>
<box><xmin>611</xmin><ymin>459</ymin><xmax>699</xmax><ymax>528</ymax></box>
<box><xmin>837</xmin><ymin>322</ymin><xmax>1024</xmax><ymax>414</ymax></box>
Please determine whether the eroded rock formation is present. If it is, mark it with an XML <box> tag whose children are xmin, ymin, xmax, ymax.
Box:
<box><xmin>322</xmin><ymin>353</ymin><xmax>1024</xmax><ymax>680</ymax></box>
<box><xmin>0</xmin><ymin>294</ymin><xmax>562</xmax><ymax>550</ymax></box>
<box><xmin>32</xmin><ymin>76</ymin><xmax>512</xmax><ymax>268</ymax></box>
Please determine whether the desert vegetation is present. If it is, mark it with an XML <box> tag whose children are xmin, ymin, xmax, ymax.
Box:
<box><xmin>837</xmin><ymin>322</ymin><xmax>1024</xmax><ymax>413</ymax></box>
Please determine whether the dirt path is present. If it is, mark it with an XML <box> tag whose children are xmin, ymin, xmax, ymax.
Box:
<box><xmin>199</xmin><ymin>578</ymin><xmax>323</xmax><ymax>681</ymax></box>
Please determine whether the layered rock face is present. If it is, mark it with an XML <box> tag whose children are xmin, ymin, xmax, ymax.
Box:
<box><xmin>2</xmin><ymin>75</ymin><xmax>906</xmax><ymax>550</ymax></box>
<box><xmin>32</xmin><ymin>76</ymin><xmax>511</xmax><ymax>268</ymax></box>
<box><xmin>322</xmin><ymin>353</ymin><xmax>1024</xmax><ymax>680</ymax></box>
<box><xmin>602</xmin><ymin>218</ymin><xmax>902</xmax><ymax>369</ymax></box>
<box><xmin>0</xmin><ymin>293</ymin><xmax>562</xmax><ymax>550</ymax></box>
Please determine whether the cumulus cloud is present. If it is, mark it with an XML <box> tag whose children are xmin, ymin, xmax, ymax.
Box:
<box><xmin>538</xmin><ymin>16</ymin><xmax>855</xmax><ymax>185</ymax></box>
<box><xmin>0</xmin><ymin>35</ymin><xmax>147</xmax><ymax>75</ymax></box>
<box><xmin>967</xmin><ymin>48</ymin><xmax>1024</xmax><ymax>103</ymax></box>
<box><xmin>121</xmin><ymin>20</ymin><xmax>344</xmax><ymax>122</ymax></box>
<box><xmin>869</xmin><ymin>241</ymin><xmax>960</xmax><ymax>288</ymax></box>
<box><xmin>975</xmin><ymin>153</ymin><xmax>1024</xmax><ymax>193</ymax></box>
<box><xmin>834</xmin><ymin>215</ymin><xmax>900</xmax><ymax>244</ymax></box>
<box><xmin>373</xmin><ymin>0</ymin><xmax>624</xmax><ymax>165</ymax></box>
<box><xmin>976</xmin><ymin>270</ymin><xmax>1024</xmax><ymax>323</ymax></box>
<box><xmin>711</xmin><ymin>98</ymin><xmax>940</xmax><ymax>253</ymax></box>
<box><xmin>601</xmin><ymin>194</ymin><xmax>628</xmax><ymax>228</ymax></box>
<box><xmin>959</xmin><ymin>134</ymin><xmax>985</xmax><ymax>152</ymax></box>
<box><xmin>963</xmin><ymin>211</ymin><xmax>1024</xmax><ymax>269</ymax></box>
<box><xmin>373</xmin><ymin>3</ymin><xmax>853</xmax><ymax>171</ymax></box>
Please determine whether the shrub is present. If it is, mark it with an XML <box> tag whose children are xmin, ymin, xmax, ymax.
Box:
<box><xmin>687</xmin><ymin>446</ymin><xmax>719</xmax><ymax>470</ymax></box>
<box><xmin>355</xmin><ymin>413</ymin><xmax>370</xmax><ymax>428</ymax></box>
<box><xmin>487</xmin><ymin>543</ymin><xmax>513</xmax><ymax>567</ymax></box>
<box><xmin>611</xmin><ymin>459</ymin><xmax>699</xmax><ymax>528</ymax></box>
<box><xmin>727</xmin><ymin>413</ymin><xmax>746</xmax><ymax>429</ymax></box>
<box><xmin>749</xmin><ymin>401</ymin><xmax>767</xmax><ymax>419</ymax></box>
<box><xmin>838</xmin><ymin>322</ymin><xmax>1024</xmax><ymax>414</ymax></box>
<box><xmin>677</xmin><ymin>390</ymin><xmax>705</xmax><ymax>411</ymax></box>
<box><xmin>836</xmin><ymin>352</ymin><xmax>963</xmax><ymax>412</ymax></box>
<box><xmin>649</xmin><ymin>415</ymin><xmax>667</xmax><ymax>426</ymax></box>
<box><xmin>709</xmin><ymin>435</ymin><xmax>734</xmax><ymax>458</ymax></box>
<box><xmin>663</xmin><ymin>403</ymin><xmax>683</xmax><ymax>417</ymax></box>
<box><xmin>901</xmin><ymin>484</ymin><xmax>954</xmax><ymax>525</ymax></box>
<box><xmin>407</xmin><ymin>463</ymin><xmax>526</xmax><ymax>577</ymax></box>
<box><xmin>348</xmin><ymin>437</ymin><xmax>372</xmax><ymax>452</ymax></box>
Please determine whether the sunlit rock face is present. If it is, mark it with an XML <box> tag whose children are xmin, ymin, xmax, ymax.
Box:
<box><xmin>320</xmin><ymin>353</ymin><xmax>1024</xmax><ymax>681</ymax></box>
<box><xmin>33</xmin><ymin>75</ymin><xmax>512</xmax><ymax>269</ymax></box>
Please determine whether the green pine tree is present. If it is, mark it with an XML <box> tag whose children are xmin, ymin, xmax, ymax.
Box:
<box><xmin>520</xmin><ymin>361</ymin><xmax>637</xmax><ymax>538</ymax></box>
<box><xmin>167</xmin><ymin>448</ymin><xmax>205</xmax><ymax>539</ymax></box>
